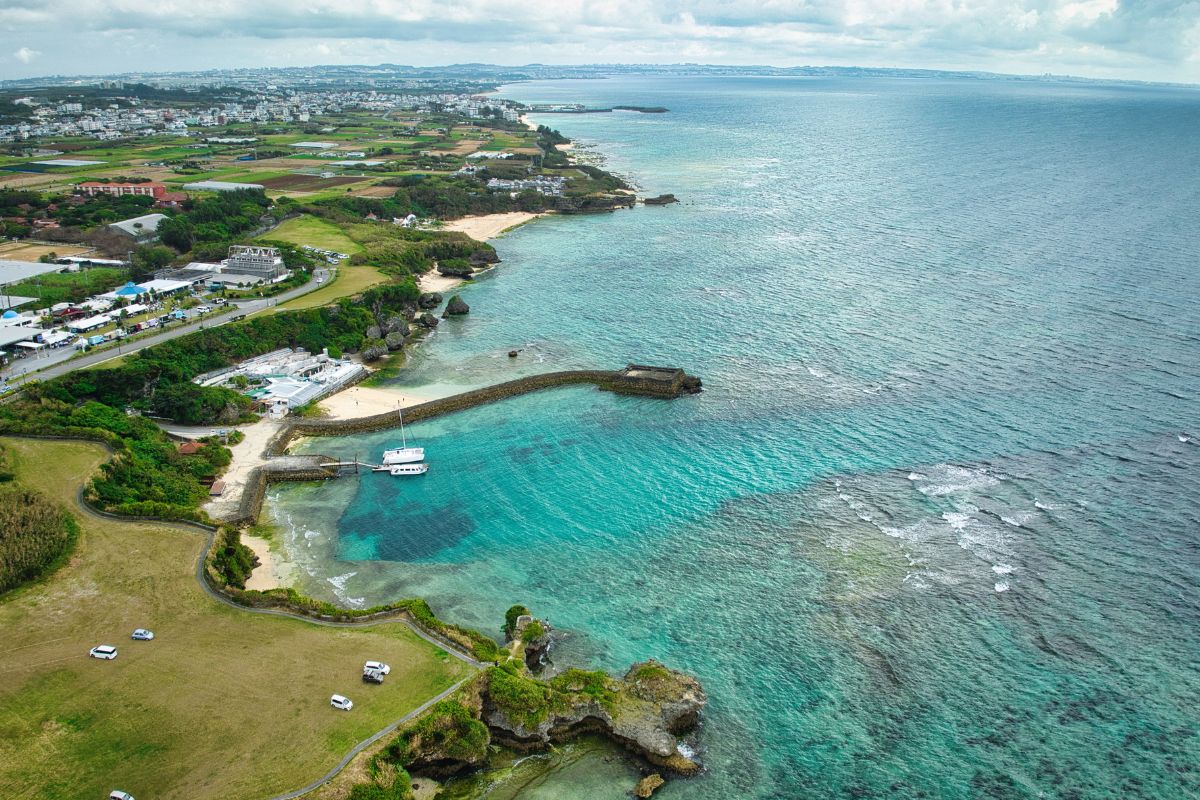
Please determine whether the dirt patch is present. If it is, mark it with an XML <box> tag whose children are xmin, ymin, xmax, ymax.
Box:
<box><xmin>349</xmin><ymin>185</ymin><xmax>399</xmax><ymax>198</ymax></box>
<box><xmin>0</xmin><ymin>241</ymin><xmax>94</xmax><ymax>261</ymax></box>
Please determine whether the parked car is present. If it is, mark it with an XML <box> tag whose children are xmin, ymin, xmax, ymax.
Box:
<box><xmin>330</xmin><ymin>694</ymin><xmax>353</xmax><ymax>711</ymax></box>
<box><xmin>195</xmin><ymin>305</ymin><xmax>211</xmax><ymax>313</ymax></box>
<box><xmin>109</xmin><ymin>791</ymin><xmax>135</xmax><ymax>800</ymax></box>
<box><xmin>363</xmin><ymin>668</ymin><xmax>384</xmax><ymax>684</ymax></box>
<box><xmin>131</xmin><ymin>629</ymin><xmax>154</xmax><ymax>641</ymax></box>
<box><xmin>89</xmin><ymin>645</ymin><xmax>118</xmax><ymax>660</ymax></box>
<box><xmin>364</xmin><ymin>660</ymin><xmax>391</xmax><ymax>675</ymax></box>
<box><xmin>213</xmin><ymin>298</ymin><xmax>226</xmax><ymax>305</ymax></box>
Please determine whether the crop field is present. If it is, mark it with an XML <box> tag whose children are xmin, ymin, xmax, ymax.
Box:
<box><xmin>258</xmin><ymin>174</ymin><xmax>365</xmax><ymax>191</ymax></box>
<box><xmin>0</xmin><ymin>438</ymin><xmax>473</xmax><ymax>800</ymax></box>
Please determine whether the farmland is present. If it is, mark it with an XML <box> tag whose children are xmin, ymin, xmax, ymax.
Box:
<box><xmin>0</xmin><ymin>438</ymin><xmax>473</xmax><ymax>800</ymax></box>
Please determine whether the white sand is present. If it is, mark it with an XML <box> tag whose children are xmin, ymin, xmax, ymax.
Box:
<box><xmin>519</xmin><ymin>114</ymin><xmax>538</xmax><ymax>132</ymax></box>
<box><xmin>418</xmin><ymin>271</ymin><xmax>467</xmax><ymax>294</ymax></box>
<box><xmin>441</xmin><ymin>211</ymin><xmax>543</xmax><ymax>241</ymax></box>
<box><xmin>242</xmin><ymin>533</ymin><xmax>296</xmax><ymax>591</ymax></box>
<box><xmin>317</xmin><ymin>384</ymin><xmax>437</xmax><ymax>420</ymax></box>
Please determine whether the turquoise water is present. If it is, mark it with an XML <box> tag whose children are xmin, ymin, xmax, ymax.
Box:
<box><xmin>271</xmin><ymin>76</ymin><xmax>1200</xmax><ymax>798</ymax></box>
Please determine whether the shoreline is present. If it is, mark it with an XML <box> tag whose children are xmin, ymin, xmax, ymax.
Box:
<box><xmin>440</xmin><ymin>210</ymin><xmax>544</xmax><ymax>241</ymax></box>
<box><xmin>316</xmin><ymin>384</ymin><xmax>438</xmax><ymax>420</ymax></box>
<box><xmin>242</xmin><ymin>532</ymin><xmax>296</xmax><ymax>591</ymax></box>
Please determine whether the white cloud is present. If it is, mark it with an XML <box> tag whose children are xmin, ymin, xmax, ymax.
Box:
<box><xmin>13</xmin><ymin>46</ymin><xmax>40</xmax><ymax>64</ymax></box>
<box><xmin>2</xmin><ymin>1</ymin><xmax>1198</xmax><ymax>82</ymax></box>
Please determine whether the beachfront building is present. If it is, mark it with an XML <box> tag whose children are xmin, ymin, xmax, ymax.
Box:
<box><xmin>193</xmin><ymin>348</ymin><xmax>365</xmax><ymax>412</ymax></box>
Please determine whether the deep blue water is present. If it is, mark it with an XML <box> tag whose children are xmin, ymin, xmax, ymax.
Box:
<box><xmin>271</xmin><ymin>76</ymin><xmax>1200</xmax><ymax>798</ymax></box>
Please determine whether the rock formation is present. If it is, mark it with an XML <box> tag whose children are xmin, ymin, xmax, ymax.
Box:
<box><xmin>443</xmin><ymin>295</ymin><xmax>470</xmax><ymax>317</ymax></box>
<box><xmin>384</xmin><ymin>331</ymin><xmax>406</xmax><ymax>351</ymax></box>
<box><xmin>635</xmin><ymin>774</ymin><xmax>665</xmax><ymax>798</ymax></box>
<box><xmin>643</xmin><ymin>194</ymin><xmax>678</xmax><ymax>205</ymax></box>
<box><xmin>418</xmin><ymin>292</ymin><xmax>442</xmax><ymax>310</ymax></box>
<box><xmin>417</xmin><ymin>312</ymin><xmax>440</xmax><ymax>329</ymax></box>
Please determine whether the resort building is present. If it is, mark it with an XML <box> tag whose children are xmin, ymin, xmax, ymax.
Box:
<box><xmin>107</xmin><ymin>213</ymin><xmax>169</xmax><ymax>242</ymax></box>
<box><xmin>223</xmin><ymin>245</ymin><xmax>287</xmax><ymax>283</ymax></box>
<box><xmin>193</xmin><ymin>348</ymin><xmax>365</xmax><ymax>412</ymax></box>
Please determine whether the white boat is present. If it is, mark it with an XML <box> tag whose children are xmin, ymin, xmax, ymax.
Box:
<box><xmin>389</xmin><ymin>463</ymin><xmax>428</xmax><ymax>476</ymax></box>
<box><xmin>382</xmin><ymin>409</ymin><xmax>424</xmax><ymax>464</ymax></box>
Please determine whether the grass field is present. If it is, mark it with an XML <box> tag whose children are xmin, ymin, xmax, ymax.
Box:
<box><xmin>261</xmin><ymin>215</ymin><xmax>364</xmax><ymax>254</ymax></box>
<box><xmin>271</xmin><ymin>265</ymin><xmax>389</xmax><ymax>313</ymax></box>
<box><xmin>0</xmin><ymin>439</ymin><xmax>473</xmax><ymax>800</ymax></box>
<box><xmin>0</xmin><ymin>242</ymin><xmax>94</xmax><ymax>262</ymax></box>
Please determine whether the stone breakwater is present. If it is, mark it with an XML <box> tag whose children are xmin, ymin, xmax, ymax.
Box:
<box><xmin>215</xmin><ymin>365</ymin><xmax>702</xmax><ymax>526</ymax></box>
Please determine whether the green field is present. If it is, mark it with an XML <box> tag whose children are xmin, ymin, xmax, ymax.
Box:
<box><xmin>261</xmin><ymin>214</ymin><xmax>364</xmax><ymax>254</ymax></box>
<box><xmin>272</xmin><ymin>265</ymin><xmax>389</xmax><ymax>313</ymax></box>
<box><xmin>0</xmin><ymin>438</ymin><xmax>473</xmax><ymax>800</ymax></box>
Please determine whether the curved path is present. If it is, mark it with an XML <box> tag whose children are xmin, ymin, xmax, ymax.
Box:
<box><xmin>64</xmin><ymin>478</ymin><xmax>485</xmax><ymax>800</ymax></box>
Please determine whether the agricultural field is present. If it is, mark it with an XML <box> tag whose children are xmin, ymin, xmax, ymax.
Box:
<box><xmin>0</xmin><ymin>438</ymin><xmax>473</xmax><ymax>800</ymax></box>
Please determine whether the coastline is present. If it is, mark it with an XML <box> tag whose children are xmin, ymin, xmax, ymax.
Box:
<box><xmin>440</xmin><ymin>210</ymin><xmax>544</xmax><ymax>241</ymax></box>
<box><xmin>241</xmin><ymin>532</ymin><xmax>296</xmax><ymax>591</ymax></box>
<box><xmin>317</xmin><ymin>384</ymin><xmax>437</xmax><ymax>420</ymax></box>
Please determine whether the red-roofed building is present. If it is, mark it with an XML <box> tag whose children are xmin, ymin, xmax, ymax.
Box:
<box><xmin>155</xmin><ymin>191</ymin><xmax>188</xmax><ymax>208</ymax></box>
<box><xmin>76</xmin><ymin>182</ymin><xmax>166</xmax><ymax>200</ymax></box>
<box><xmin>177</xmin><ymin>441</ymin><xmax>203</xmax><ymax>455</ymax></box>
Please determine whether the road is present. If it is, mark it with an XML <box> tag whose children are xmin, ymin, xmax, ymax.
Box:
<box><xmin>1</xmin><ymin>267</ymin><xmax>329</xmax><ymax>387</ymax></box>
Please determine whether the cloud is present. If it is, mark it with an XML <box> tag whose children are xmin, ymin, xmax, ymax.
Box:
<box><xmin>1</xmin><ymin>1</ymin><xmax>1198</xmax><ymax>82</ymax></box>
<box><xmin>13</xmin><ymin>46</ymin><xmax>40</xmax><ymax>63</ymax></box>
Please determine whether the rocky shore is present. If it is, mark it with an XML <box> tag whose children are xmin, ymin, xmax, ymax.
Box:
<box><xmin>343</xmin><ymin>608</ymin><xmax>706</xmax><ymax>799</ymax></box>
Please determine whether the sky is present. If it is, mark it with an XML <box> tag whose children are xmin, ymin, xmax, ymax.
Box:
<box><xmin>2</xmin><ymin>0</ymin><xmax>1199</xmax><ymax>84</ymax></box>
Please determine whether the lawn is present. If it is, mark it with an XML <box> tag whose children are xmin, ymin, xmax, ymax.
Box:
<box><xmin>0</xmin><ymin>438</ymin><xmax>473</xmax><ymax>800</ymax></box>
<box><xmin>270</xmin><ymin>264</ymin><xmax>390</xmax><ymax>313</ymax></box>
<box><xmin>261</xmin><ymin>214</ymin><xmax>364</xmax><ymax>254</ymax></box>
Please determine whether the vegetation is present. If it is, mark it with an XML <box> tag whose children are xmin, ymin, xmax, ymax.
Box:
<box><xmin>5</xmin><ymin>266</ymin><xmax>129</xmax><ymax>305</ymax></box>
<box><xmin>0</xmin><ymin>438</ymin><xmax>471</xmax><ymax>800</ymax></box>
<box><xmin>504</xmin><ymin>603</ymin><xmax>531</xmax><ymax>637</ymax></box>
<box><xmin>210</xmin><ymin>526</ymin><xmax>256</xmax><ymax>589</ymax></box>
<box><xmin>0</xmin><ymin>481</ymin><xmax>78</xmax><ymax>596</ymax></box>
<box><xmin>0</xmin><ymin>402</ymin><xmax>230</xmax><ymax>521</ymax></box>
<box><xmin>520</xmin><ymin>618</ymin><xmax>545</xmax><ymax>644</ymax></box>
<box><xmin>385</xmin><ymin>698</ymin><xmax>489</xmax><ymax>766</ymax></box>
<box><xmin>157</xmin><ymin>188</ymin><xmax>272</xmax><ymax>251</ymax></box>
<box><xmin>485</xmin><ymin>664</ymin><xmax>551</xmax><ymax>728</ymax></box>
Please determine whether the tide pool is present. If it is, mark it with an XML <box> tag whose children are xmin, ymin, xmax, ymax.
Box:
<box><xmin>270</xmin><ymin>76</ymin><xmax>1200</xmax><ymax>798</ymax></box>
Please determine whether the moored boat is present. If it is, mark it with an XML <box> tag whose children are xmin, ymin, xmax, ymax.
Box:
<box><xmin>389</xmin><ymin>463</ymin><xmax>428</xmax><ymax>476</ymax></box>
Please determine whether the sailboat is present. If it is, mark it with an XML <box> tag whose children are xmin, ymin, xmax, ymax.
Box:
<box><xmin>382</xmin><ymin>409</ymin><xmax>424</xmax><ymax>464</ymax></box>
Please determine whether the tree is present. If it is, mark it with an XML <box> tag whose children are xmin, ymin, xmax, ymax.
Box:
<box><xmin>130</xmin><ymin>245</ymin><xmax>174</xmax><ymax>282</ymax></box>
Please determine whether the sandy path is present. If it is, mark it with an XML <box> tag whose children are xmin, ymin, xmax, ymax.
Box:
<box><xmin>203</xmin><ymin>419</ymin><xmax>283</xmax><ymax>522</ymax></box>
<box><xmin>441</xmin><ymin>211</ymin><xmax>543</xmax><ymax>241</ymax></box>
<box><xmin>317</xmin><ymin>384</ymin><xmax>437</xmax><ymax>420</ymax></box>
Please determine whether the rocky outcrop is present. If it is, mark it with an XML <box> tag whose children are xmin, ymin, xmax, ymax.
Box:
<box><xmin>469</xmin><ymin>248</ymin><xmax>500</xmax><ymax>267</ymax></box>
<box><xmin>635</xmin><ymin>774</ymin><xmax>665</xmax><ymax>798</ymax></box>
<box><xmin>384</xmin><ymin>331</ymin><xmax>406</xmax><ymax>351</ymax></box>
<box><xmin>418</xmin><ymin>292</ymin><xmax>442</xmax><ymax>310</ymax></box>
<box><xmin>443</xmin><ymin>295</ymin><xmax>469</xmax><ymax>317</ymax></box>
<box><xmin>361</xmin><ymin>339</ymin><xmax>388</xmax><ymax>362</ymax></box>
<box><xmin>417</xmin><ymin>312</ymin><xmax>440</xmax><ymax>329</ymax></box>
<box><xmin>507</xmin><ymin>614</ymin><xmax>553</xmax><ymax>672</ymax></box>
<box><xmin>643</xmin><ymin>194</ymin><xmax>678</xmax><ymax>206</ymax></box>
<box><xmin>479</xmin><ymin>659</ymin><xmax>705</xmax><ymax>775</ymax></box>
<box><xmin>365</xmin><ymin>324</ymin><xmax>382</xmax><ymax>340</ymax></box>
<box><xmin>437</xmin><ymin>261</ymin><xmax>473</xmax><ymax>278</ymax></box>
<box><xmin>384</xmin><ymin>314</ymin><xmax>410</xmax><ymax>335</ymax></box>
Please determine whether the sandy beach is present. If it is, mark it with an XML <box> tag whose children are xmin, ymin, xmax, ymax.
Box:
<box><xmin>203</xmin><ymin>419</ymin><xmax>283</xmax><ymax>522</ymax></box>
<box><xmin>317</xmin><ymin>384</ymin><xmax>436</xmax><ymax>420</ymax></box>
<box><xmin>242</xmin><ymin>533</ymin><xmax>296</xmax><ymax>591</ymax></box>
<box><xmin>418</xmin><ymin>271</ymin><xmax>467</xmax><ymax>294</ymax></box>
<box><xmin>441</xmin><ymin>211</ymin><xmax>543</xmax><ymax>241</ymax></box>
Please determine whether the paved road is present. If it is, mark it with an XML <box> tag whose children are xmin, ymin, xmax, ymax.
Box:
<box><xmin>1</xmin><ymin>267</ymin><xmax>329</xmax><ymax>387</ymax></box>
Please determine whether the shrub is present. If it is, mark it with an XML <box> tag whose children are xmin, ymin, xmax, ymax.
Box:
<box><xmin>0</xmin><ymin>485</ymin><xmax>79</xmax><ymax>595</ymax></box>
<box><xmin>504</xmin><ymin>604</ymin><xmax>530</xmax><ymax>636</ymax></box>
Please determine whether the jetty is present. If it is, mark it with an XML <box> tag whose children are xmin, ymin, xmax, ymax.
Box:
<box><xmin>212</xmin><ymin>365</ymin><xmax>701</xmax><ymax>526</ymax></box>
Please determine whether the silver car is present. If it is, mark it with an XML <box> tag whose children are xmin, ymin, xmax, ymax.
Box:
<box><xmin>131</xmin><ymin>629</ymin><xmax>154</xmax><ymax>641</ymax></box>
<box><xmin>89</xmin><ymin>645</ymin><xmax>117</xmax><ymax>660</ymax></box>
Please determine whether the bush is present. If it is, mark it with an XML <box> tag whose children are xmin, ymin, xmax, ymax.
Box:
<box><xmin>0</xmin><ymin>484</ymin><xmax>78</xmax><ymax>596</ymax></box>
<box><xmin>485</xmin><ymin>666</ymin><xmax>550</xmax><ymax>728</ymax></box>
<box><xmin>210</xmin><ymin>527</ymin><xmax>256</xmax><ymax>589</ymax></box>
<box><xmin>504</xmin><ymin>604</ymin><xmax>530</xmax><ymax>636</ymax></box>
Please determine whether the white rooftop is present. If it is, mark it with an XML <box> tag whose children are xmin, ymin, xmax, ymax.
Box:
<box><xmin>0</xmin><ymin>326</ymin><xmax>37</xmax><ymax>348</ymax></box>
<box><xmin>182</xmin><ymin>180</ymin><xmax>264</xmax><ymax>192</ymax></box>
<box><xmin>108</xmin><ymin>213</ymin><xmax>168</xmax><ymax>238</ymax></box>
<box><xmin>1</xmin><ymin>259</ymin><xmax>63</xmax><ymax>286</ymax></box>
<box><xmin>330</xmin><ymin>160</ymin><xmax>384</xmax><ymax>167</ymax></box>
<box><xmin>137</xmin><ymin>279</ymin><xmax>192</xmax><ymax>294</ymax></box>
<box><xmin>290</xmin><ymin>141</ymin><xmax>337</xmax><ymax>149</ymax></box>
<box><xmin>31</xmin><ymin>158</ymin><xmax>105</xmax><ymax>167</ymax></box>
<box><xmin>0</xmin><ymin>294</ymin><xmax>37</xmax><ymax>309</ymax></box>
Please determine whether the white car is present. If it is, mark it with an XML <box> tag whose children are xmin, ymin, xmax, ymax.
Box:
<box><xmin>364</xmin><ymin>660</ymin><xmax>391</xmax><ymax>675</ymax></box>
<box><xmin>330</xmin><ymin>694</ymin><xmax>353</xmax><ymax>711</ymax></box>
<box><xmin>109</xmin><ymin>791</ymin><xmax>135</xmax><ymax>800</ymax></box>
<box><xmin>90</xmin><ymin>645</ymin><xmax>118</xmax><ymax>660</ymax></box>
<box><xmin>131</xmin><ymin>629</ymin><xmax>154</xmax><ymax>641</ymax></box>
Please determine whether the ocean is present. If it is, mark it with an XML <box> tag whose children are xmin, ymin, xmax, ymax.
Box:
<box><xmin>269</xmin><ymin>75</ymin><xmax>1200</xmax><ymax>798</ymax></box>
